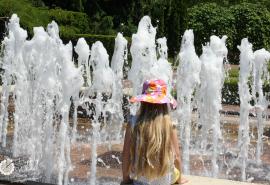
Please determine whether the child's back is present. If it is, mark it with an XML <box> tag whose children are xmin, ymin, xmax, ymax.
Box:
<box><xmin>121</xmin><ymin>79</ymin><xmax>187</xmax><ymax>185</ymax></box>
<box><xmin>130</xmin><ymin>103</ymin><xmax>174</xmax><ymax>184</ymax></box>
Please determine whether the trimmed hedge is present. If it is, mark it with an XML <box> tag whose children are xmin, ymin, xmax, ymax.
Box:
<box><xmin>222</xmin><ymin>78</ymin><xmax>270</xmax><ymax>105</ymax></box>
<box><xmin>0</xmin><ymin>0</ymin><xmax>89</xmax><ymax>37</ymax></box>
<box><xmin>48</xmin><ymin>8</ymin><xmax>90</xmax><ymax>38</ymax></box>
<box><xmin>0</xmin><ymin>0</ymin><xmax>50</xmax><ymax>34</ymax></box>
<box><xmin>222</xmin><ymin>78</ymin><xmax>239</xmax><ymax>105</ymax></box>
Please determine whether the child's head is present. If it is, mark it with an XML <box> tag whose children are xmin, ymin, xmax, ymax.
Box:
<box><xmin>130</xmin><ymin>79</ymin><xmax>177</xmax><ymax>109</ymax></box>
<box><xmin>129</xmin><ymin>79</ymin><xmax>176</xmax><ymax>180</ymax></box>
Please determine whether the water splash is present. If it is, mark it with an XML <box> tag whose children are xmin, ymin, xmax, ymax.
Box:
<box><xmin>0</xmin><ymin>14</ymin><xmax>83</xmax><ymax>185</ymax></box>
<box><xmin>109</xmin><ymin>33</ymin><xmax>128</xmax><ymax>143</ymax></box>
<box><xmin>74</xmin><ymin>38</ymin><xmax>91</xmax><ymax>87</ymax></box>
<box><xmin>152</xmin><ymin>37</ymin><xmax>173</xmax><ymax>94</ymax></box>
<box><xmin>252</xmin><ymin>49</ymin><xmax>270</xmax><ymax>164</ymax></box>
<box><xmin>237</xmin><ymin>38</ymin><xmax>254</xmax><ymax>181</ymax></box>
<box><xmin>197</xmin><ymin>35</ymin><xmax>228</xmax><ymax>177</ymax></box>
<box><xmin>176</xmin><ymin>30</ymin><xmax>201</xmax><ymax>174</ymax></box>
<box><xmin>128</xmin><ymin>16</ymin><xmax>157</xmax><ymax>115</ymax></box>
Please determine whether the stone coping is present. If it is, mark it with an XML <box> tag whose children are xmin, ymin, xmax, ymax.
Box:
<box><xmin>183</xmin><ymin>175</ymin><xmax>264</xmax><ymax>185</ymax></box>
<box><xmin>0</xmin><ymin>176</ymin><xmax>264</xmax><ymax>185</ymax></box>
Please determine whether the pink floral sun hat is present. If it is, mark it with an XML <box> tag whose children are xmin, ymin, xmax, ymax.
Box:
<box><xmin>130</xmin><ymin>79</ymin><xmax>177</xmax><ymax>109</ymax></box>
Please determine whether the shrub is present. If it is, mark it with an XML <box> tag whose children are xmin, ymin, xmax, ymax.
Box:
<box><xmin>222</xmin><ymin>78</ymin><xmax>239</xmax><ymax>105</ymax></box>
<box><xmin>187</xmin><ymin>3</ymin><xmax>235</xmax><ymax>56</ymax></box>
<box><xmin>48</xmin><ymin>8</ymin><xmax>89</xmax><ymax>33</ymax></box>
<box><xmin>0</xmin><ymin>0</ymin><xmax>89</xmax><ymax>37</ymax></box>
<box><xmin>222</xmin><ymin>78</ymin><xmax>270</xmax><ymax>105</ymax></box>
<box><xmin>187</xmin><ymin>2</ymin><xmax>270</xmax><ymax>64</ymax></box>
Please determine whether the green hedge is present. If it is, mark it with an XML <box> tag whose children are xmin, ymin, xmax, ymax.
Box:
<box><xmin>187</xmin><ymin>3</ymin><xmax>270</xmax><ymax>64</ymax></box>
<box><xmin>222</xmin><ymin>78</ymin><xmax>239</xmax><ymax>105</ymax></box>
<box><xmin>0</xmin><ymin>0</ymin><xmax>50</xmax><ymax>34</ymax></box>
<box><xmin>48</xmin><ymin>8</ymin><xmax>90</xmax><ymax>37</ymax></box>
<box><xmin>0</xmin><ymin>0</ymin><xmax>89</xmax><ymax>37</ymax></box>
<box><xmin>222</xmin><ymin>78</ymin><xmax>270</xmax><ymax>105</ymax></box>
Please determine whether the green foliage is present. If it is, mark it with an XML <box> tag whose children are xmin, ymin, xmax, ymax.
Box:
<box><xmin>119</xmin><ymin>18</ymin><xmax>137</xmax><ymax>36</ymax></box>
<box><xmin>1</xmin><ymin>0</ymin><xmax>270</xmax><ymax>65</ymax></box>
<box><xmin>0</xmin><ymin>0</ymin><xmax>50</xmax><ymax>34</ymax></box>
<box><xmin>223</xmin><ymin>78</ymin><xmax>239</xmax><ymax>105</ymax></box>
<box><xmin>229</xmin><ymin>68</ymin><xmax>239</xmax><ymax>78</ymax></box>
<box><xmin>89</xmin><ymin>13</ymin><xmax>115</xmax><ymax>35</ymax></box>
<box><xmin>187</xmin><ymin>2</ymin><xmax>270</xmax><ymax>64</ymax></box>
<box><xmin>230</xmin><ymin>3</ymin><xmax>270</xmax><ymax>59</ymax></box>
<box><xmin>48</xmin><ymin>8</ymin><xmax>90</xmax><ymax>35</ymax></box>
<box><xmin>187</xmin><ymin>3</ymin><xmax>235</xmax><ymax>54</ymax></box>
<box><xmin>42</xmin><ymin>0</ymin><xmax>86</xmax><ymax>12</ymax></box>
<box><xmin>0</xmin><ymin>0</ymin><xmax>89</xmax><ymax>37</ymax></box>
<box><xmin>166</xmin><ymin>0</ymin><xmax>186</xmax><ymax>56</ymax></box>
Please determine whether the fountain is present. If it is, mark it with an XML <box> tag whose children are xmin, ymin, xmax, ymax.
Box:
<box><xmin>197</xmin><ymin>35</ymin><xmax>228</xmax><ymax>178</ymax></box>
<box><xmin>0</xmin><ymin>14</ymin><xmax>84</xmax><ymax>184</ymax></box>
<box><xmin>253</xmin><ymin>49</ymin><xmax>270</xmax><ymax>165</ymax></box>
<box><xmin>0</xmin><ymin>14</ymin><xmax>269</xmax><ymax>185</ymax></box>
<box><xmin>176</xmin><ymin>29</ymin><xmax>201</xmax><ymax>175</ymax></box>
<box><xmin>237</xmin><ymin>38</ymin><xmax>254</xmax><ymax>181</ymax></box>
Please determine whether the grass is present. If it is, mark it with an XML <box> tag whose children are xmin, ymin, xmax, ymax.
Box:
<box><xmin>229</xmin><ymin>67</ymin><xmax>239</xmax><ymax>78</ymax></box>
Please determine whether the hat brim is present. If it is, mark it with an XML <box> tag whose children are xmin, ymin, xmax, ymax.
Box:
<box><xmin>130</xmin><ymin>94</ymin><xmax>177</xmax><ymax>109</ymax></box>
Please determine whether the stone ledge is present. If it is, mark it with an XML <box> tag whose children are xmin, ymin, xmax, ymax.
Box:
<box><xmin>184</xmin><ymin>175</ymin><xmax>264</xmax><ymax>185</ymax></box>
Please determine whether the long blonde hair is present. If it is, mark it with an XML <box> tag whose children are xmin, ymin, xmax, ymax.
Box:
<box><xmin>130</xmin><ymin>102</ymin><xmax>173</xmax><ymax>180</ymax></box>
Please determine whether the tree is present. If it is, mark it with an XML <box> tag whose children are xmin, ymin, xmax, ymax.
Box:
<box><xmin>166</xmin><ymin>0</ymin><xmax>187</xmax><ymax>56</ymax></box>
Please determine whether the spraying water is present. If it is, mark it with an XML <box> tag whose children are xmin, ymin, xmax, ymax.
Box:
<box><xmin>128</xmin><ymin>16</ymin><xmax>157</xmax><ymax>115</ymax></box>
<box><xmin>176</xmin><ymin>30</ymin><xmax>201</xmax><ymax>174</ymax></box>
<box><xmin>75</xmin><ymin>38</ymin><xmax>91</xmax><ymax>87</ymax></box>
<box><xmin>110</xmin><ymin>33</ymin><xmax>128</xmax><ymax>143</ymax></box>
<box><xmin>81</xmin><ymin>41</ymin><xmax>116</xmax><ymax>185</ymax></box>
<box><xmin>128</xmin><ymin>17</ymin><xmax>174</xmax><ymax>116</ymax></box>
<box><xmin>252</xmin><ymin>49</ymin><xmax>270</xmax><ymax>164</ymax></box>
<box><xmin>237</xmin><ymin>38</ymin><xmax>254</xmax><ymax>181</ymax></box>
<box><xmin>152</xmin><ymin>37</ymin><xmax>173</xmax><ymax>94</ymax></box>
<box><xmin>197</xmin><ymin>35</ymin><xmax>228</xmax><ymax>177</ymax></box>
<box><xmin>0</xmin><ymin>14</ymin><xmax>83</xmax><ymax>185</ymax></box>
<box><xmin>0</xmin><ymin>14</ymin><xmax>27</xmax><ymax>148</ymax></box>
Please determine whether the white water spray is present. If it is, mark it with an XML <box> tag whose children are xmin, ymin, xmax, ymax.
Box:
<box><xmin>238</xmin><ymin>38</ymin><xmax>254</xmax><ymax>181</ymax></box>
<box><xmin>152</xmin><ymin>37</ymin><xmax>173</xmax><ymax>93</ymax></box>
<box><xmin>252</xmin><ymin>49</ymin><xmax>270</xmax><ymax>164</ymax></box>
<box><xmin>0</xmin><ymin>14</ymin><xmax>83</xmax><ymax>185</ymax></box>
<box><xmin>128</xmin><ymin>16</ymin><xmax>157</xmax><ymax>115</ymax></box>
<box><xmin>198</xmin><ymin>35</ymin><xmax>228</xmax><ymax>177</ymax></box>
<box><xmin>75</xmin><ymin>38</ymin><xmax>91</xmax><ymax>86</ymax></box>
<box><xmin>176</xmin><ymin>30</ymin><xmax>201</xmax><ymax>174</ymax></box>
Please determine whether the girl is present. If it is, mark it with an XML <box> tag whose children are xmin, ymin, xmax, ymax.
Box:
<box><xmin>121</xmin><ymin>79</ymin><xmax>188</xmax><ymax>185</ymax></box>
